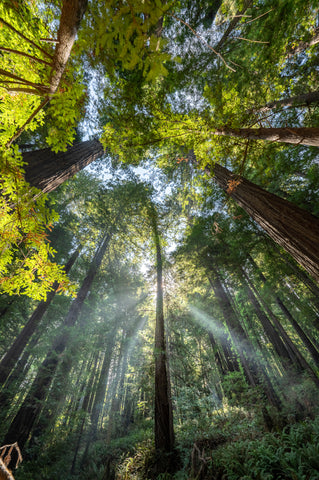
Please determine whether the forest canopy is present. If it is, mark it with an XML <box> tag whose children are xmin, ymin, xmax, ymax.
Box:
<box><xmin>1</xmin><ymin>0</ymin><xmax>319</xmax><ymax>479</ymax></box>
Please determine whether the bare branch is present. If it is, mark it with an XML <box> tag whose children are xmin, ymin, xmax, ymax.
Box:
<box><xmin>40</xmin><ymin>38</ymin><xmax>59</xmax><ymax>44</ymax></box>
<box><xmin>169</xmin><ymin>14</ymin><xmax>236</xmax><ymax>72</ymax></box>
<box><xmin>0</xmin><ymin>46</ymin><xmax>52</xmax><ymax>66</ymax></box>
<box><xmin>235</xmin><ymin>37</ymin><xmax>269</xmax><ymax>44</ymax></box>
<box><xmin>244</xmin><ymin>8</ymin><xmax>274</xmax><ymax>25</ymax></box>
<box><xmin>0</xmin><ymin>68</ymin><xmax>50</xmax><ymax>92</ymax></box>
<box><xmin>1</xmin><ymin>86</ymin><xmax>47</xmax><ymax>96</ymax></box>
<box><xmin>214</xmin><ymin>0</ymin><xmax>254</xmax><ymax>51</ymax></box>
<box><xmin>0</xmin><ymin>17</ymin><xmax>53</xmax><ymax>59</ymax></box>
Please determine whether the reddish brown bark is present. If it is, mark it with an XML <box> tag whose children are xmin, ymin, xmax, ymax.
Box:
<box><xmin>150</xmin><ymin>207</ymin><xmax>174</xmax><ymax>453</ymax></box>
<box><xmin>0</xmin><ymin>458</ymin><xmax>15</xmax><ymax>480</ymax></box>
<box><xmin>49</xmin><ymin>0</ymin><xmax>88</xmax><ymax>95</ymax></box>
<box><xmin>213</xmin><ymin>126</ymin><xmax>319</xmax><ymax>147</ymax></box>
<box><xmin>212</xmin><ymin>163</ymin><xmax>319</xmax><ymax>283</ymax></box>
<box><xmin>23</xmin><ymin>139</ymin><xmax>104</xmax><ymax>193</ymax></box>
<box><xmin>257</xmin><ymin>91</ymin><xmax>319</xmax><ymax>113</ymax></box>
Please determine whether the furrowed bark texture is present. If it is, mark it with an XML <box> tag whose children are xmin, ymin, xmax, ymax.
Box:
<box><xmin>23</xmin><ymin>139</ymin><xmax>104</xmax><ymax>193</ymax></box>
<box><xmin>151</xmin><ymin>209</ymin><xmax>174</xmax><ymax>453</ymax></box>
<box><xmin>213</xmin><ymin>126</ymin><xmax>319</xmax><ymax>147</ymax></box>
<box><xmin>212</xmin><ymin>163</ymin><xmax>319</xmax><ymax>283</ymax></box>
<box><xmin>49</xmin><ymin>0</ymin><xmax>88</xmax><ymax>94</ymax></box>
<box><xmin>257</xmin><ymin>91</ymin><xmax>319</xmax><ymax>113</ymax></box>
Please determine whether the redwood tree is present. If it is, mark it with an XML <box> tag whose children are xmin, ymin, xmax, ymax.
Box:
<box><xmin>211</xmin><ymin>163</ymin><xmax>319</xmax><ymax>283</ymax></box>
<box><xmin>22</xmin><ymin>140</ymin><xmax>319</xmax><ymax>283</ymax></box>
<box><xmin>149</xmin><ymin>204</ymin><xmax>175</xmax><ymax>453</ymax></box>
<box><xmin>2</xmin><ymin>232</ymin><xmax>111</xmax><ymax>451</ymax></box>
<box><xmin>0</xmin><ymin>246</ymin><xmax>81</xmax><ymax>386</ymax></box>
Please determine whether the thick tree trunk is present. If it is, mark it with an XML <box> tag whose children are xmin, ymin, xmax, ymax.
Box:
<box><xmin>23</xmin><ymin>140</ymin><xmax>319</xmax><ymax>286</ymax></box>
<box><xmin>212</xmin><ymin>163</ymin><xmax>319</xmax><ymax>283</ymax></box>
<box><xmin>3</xmin><ymin>233</ymin><xmax>110</xmax><ymax>453</ymax></box>
<box><xmin>150</xmin><ymin>209</ymin><xmax>174</xmax><ymax>453</ymax></box>
<box><xmin>0</xmin><ymin>247</ymin><xmax>81</xmax><ymax>386</ymax></box>
<box><xmin>49</xmin><ymin>0</ymin><xmax>88</xmax><ymax>95</ymax></box>
<box><xmin>23</xmin><ymin>139</ymin><xmax>104</xmax><ymax>193</ymax></box>
<box><xmin>209</xmin><ymin>269</ymin><xmax>281</xmax><ymax>408</ymax></box>
<box><xmin>212</xmin><ymin>126</ymin><xmax>319</xmax><ymax>147</ymax></box>
<box><xmin>256</xmin><ymin>91</ymin><xmax>319</xmax><ymax>113</ymax></box>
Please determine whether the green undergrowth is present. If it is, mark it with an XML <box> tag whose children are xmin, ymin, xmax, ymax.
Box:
<box><xmin>111</xmin><ymin>411</ymin><xmax>319</xmax><ymax>480</ymax></box>
<box><xmin>14</xmin><ymin>408</ymin><xmax>319</xmax><ymax>480</ymax></box>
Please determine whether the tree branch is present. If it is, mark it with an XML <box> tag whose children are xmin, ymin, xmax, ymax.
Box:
<box><xmin>234</xmin><ymin>36</ymin><xmax>269</xmax><ymax>44</ymax></box>
<box><xmin>5</xmin><ymin>97</ymin><xmax>50</xmax><ymax>148</ymax></box>
<box><xmin>243</xmin><ymin>8</ymin><xmax>274</xmax><ymax>25</ymax></box>
<box><xmin>169</xmin><ymin>14</ymin><xmax>236</xmax><ymax>72</ymax></box>
<box><xmin>0</xmin><ymin>46</ymin><xmax>52</xmax><ymax>66</ymax></box>
<box><xmin>0</xmin><ymin>17</ymin><xmax>53</xmax><ymax>59</ymax></box>
<box><xmin>1</xmin><ymin>86</ymin><xmax>47</xmax><ymax>96</ymax></box>
<box><xmin>0</xmin><ymin>68</ymin><xmax>50</xmax><ymax>92</ymax></box>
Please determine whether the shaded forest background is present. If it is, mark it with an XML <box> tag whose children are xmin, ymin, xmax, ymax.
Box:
<box><xmin>1</xmin><ymin>0</ymin><xmax>319</xmax><ymax>479</ymax></box>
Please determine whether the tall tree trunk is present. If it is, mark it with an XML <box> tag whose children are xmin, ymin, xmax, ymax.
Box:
<box><xmin>0</xmin><ymin>246</ymin><xmax>81</xmax><ymax>386</ymax></box>
<box><xmin>90</xmin><ymin>338</ymin><xmax>115</xmax><ymax>442</ymax></box>
<box><xmin>5</xmin><ymin>0</ymin><xmax>88</xmax><ymax>146</ymax></box>
<box><xmin>248</xmin><ymin>255</ymin><xmax>319</xmax><ymax>368</ymax></box>
<box><xmin>211</xmin><ymin>163</ymin><xmax>319</xmax><ymax>283</ymax></box>
<box><xmin>2</xmin><ymin>233</ymin><xmax>111</xmax><ymax>453</ymax></box>
<box><xmin>80</xmin><ymin>335</ymin><xmax>118</xmax><ymax>469</ymax></box>
<box><xmin>281</xmin><ymin>254</ymin><xmax>319</xmax><ymax>302</ymax></box>
<box><xmin>70</xmin><ymin>353</ymin><xmax>99</xmax><ymax>474</ymax></box>
<box><xmin>212</xmin><ymin>126</ymin><xmax>319</xmax><ymax>147</ymax></box>
<box><xmin>49</xmin><ymin>0</ymin><xmax>88</xmax><ymax>95</ymax></box>
<box><xmin>23</xmin><ymin>140</ymin><xmax>319</xmax><ymax>284</ymax></box>
<box><xmin>275</xmin><ymin>297</ymin><xmax>319</xmax><ymax>368</ymax></box>
<box><xmin>242</xmin><ymin>275</ymin><xmax>294</xmax><ymax>369</ymax></box>
<box><xmin>209</xmin><ymin>269</ymin><xmax>281</xmax><ymax>408</ymax></box>
<box><xmin>208</xmin><ymin>272</ymin><xmax>257</xmax><ymax>387</ymax></box>
<box><xmin>105</xmin><ymin>344</ymin><xmax>128</xmax><ymax>445</ymax></box>
<box><xmin>207</xmin><ymin>331</ymin><xmax>228</xmax><ymax>375</ymax></box>
<box><xmin>256</xmin><ymin>91</ymin><xmax>319</xmax><ymax>113</ymax></box>
<box><xmin>23</xmin><ymin>139</ymin><xmax>104</xmax><ymax>193</ymax></box>
<box><xmin>150</xmin><ymin>208</ymin><xmax>174</xmax><ymax>453</ymax></box>
<box><xmin>245</xmin><ymin>270</ymin><xmax>319</xmax><ymax>386</ymax></box>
